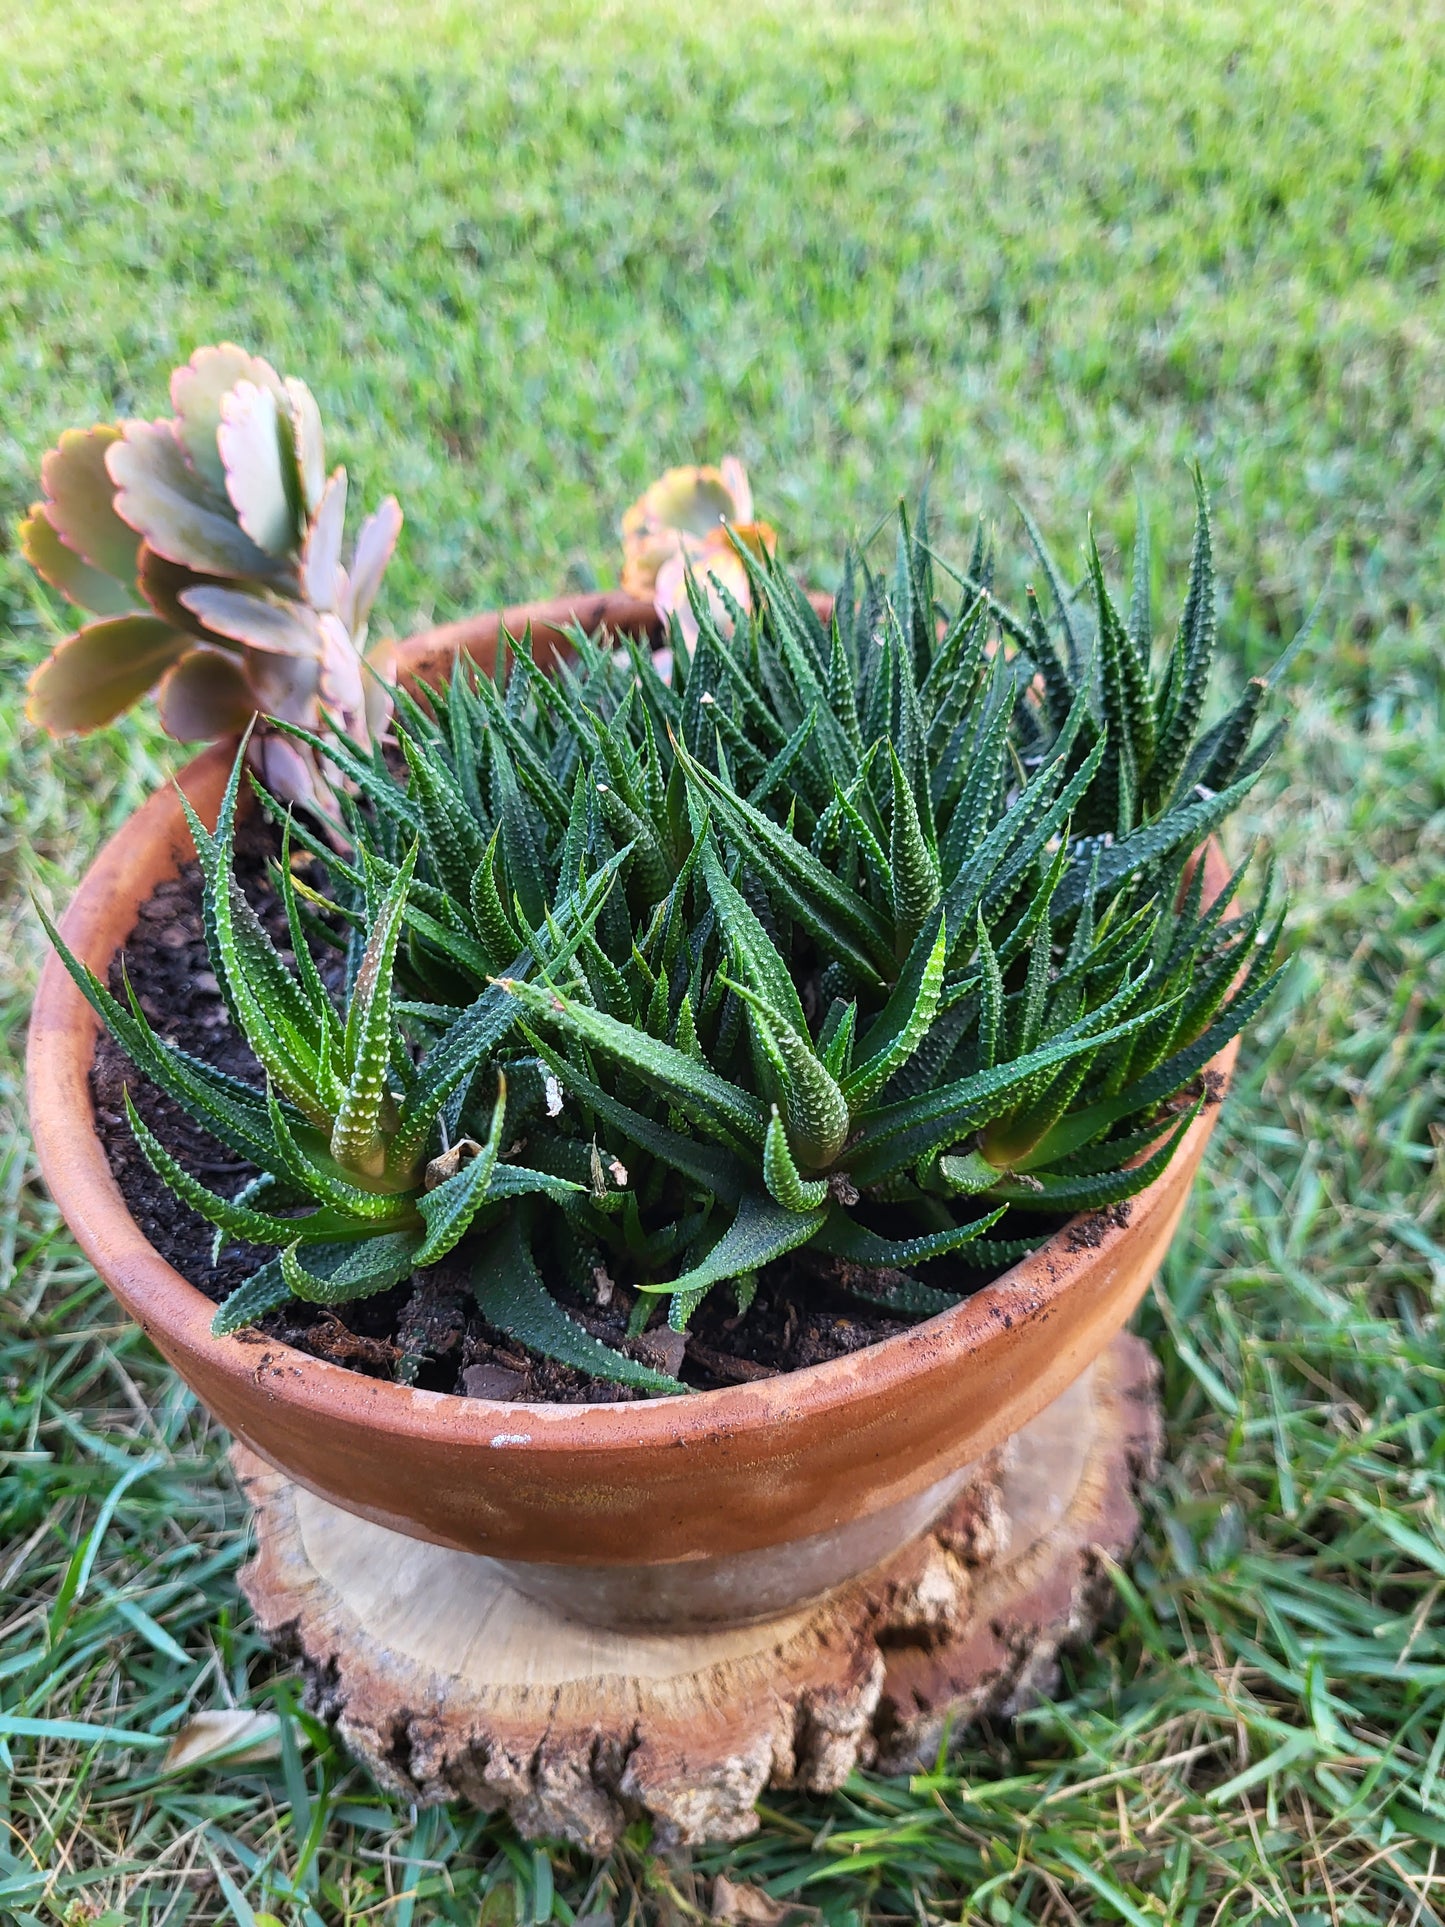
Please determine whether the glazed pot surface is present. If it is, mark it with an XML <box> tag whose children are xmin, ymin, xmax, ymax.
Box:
<box><xmin>27</xmin><ymin>598</ymin><xmax>1236</xmax><ymax>1598</ymax></box>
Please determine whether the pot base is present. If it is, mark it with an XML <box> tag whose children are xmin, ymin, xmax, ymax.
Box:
<box><xmin>236</xmin><ymin>1333</ymin><xmax>1161</xmax><ymax>1850</ymax></box>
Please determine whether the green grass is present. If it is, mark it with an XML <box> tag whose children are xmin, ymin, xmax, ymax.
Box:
<box><xmin>1</xmin><ymin>0</ymin><xmax>1442</xmax><ymax>1918</ymax></box>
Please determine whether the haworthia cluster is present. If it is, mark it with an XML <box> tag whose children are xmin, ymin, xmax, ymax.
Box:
<box><xmin>48</xmin><ymin>486</ymin><xmax>1286</xmax><ymax>1391</ymax></box>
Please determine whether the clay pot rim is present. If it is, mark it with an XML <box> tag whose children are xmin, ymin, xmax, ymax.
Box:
<box><xmin>28</xmin><ymin>588</ymin><xmax>1234</xmax><ymax>1458</ymax></box>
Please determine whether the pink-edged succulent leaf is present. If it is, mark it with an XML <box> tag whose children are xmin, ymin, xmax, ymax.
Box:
<box><xmin>171</xmin><ymin>344</ymin><xmax>287</xmax><ymax>495</ymax></box>
<box><xmin>317</xmin><ymin>612</ymin><xmax>366</xmax><ymax>737</ymax></box>
<box><xmin>286</xmin><ymin>377</ymin><xmax>327</xmax><ymax>517</ymax></box>
<box><xmin>718</xmin><ymin>456</ymin><xmax>753</xmax><ymax>524</ymax></box>
<box><xmin>302</xmin><ymin>468</ymin><xmax>347</xmax><ymax>612</ymax></box>
<box><xmin>108</xmin><ymin>419</ymin><xmax>289</xmax><ymax>583</ymax></box>
<box><xmin>40</xmin><ymin>426</ymin><xmax>143</xmax><ymax>583</ymax></box>
<box><xmin>217</xmin><ymin>380</ymin><xmax>302</xmax><ymax>558</ymax></box>
<box><xmin>20</xmin><ymin>503</ymin><xmax>138</xmax><ymax>617</ymax></box>
<box><xmin>347</xmin><ymin>496</ymin><xmax>402</xmax><ymax>635</ymax></box>
<box><xmin>362</xmin><ymin>634</ymin><xmax>398</xmax><ymax>744</ymax></box>
<box><xmin>26</xmin><ymin>614</ymin><xmax>189</xmax><ymax>733</ymax></box>
<box><xmin>156</xmin><ymin>645</ymin><xmax>258</xmax><ymax>741</ymax></box>
<box><xmin>136</xmin><ymin>544</ymin><xmax>220</xmax><ymax>638</ymax></box>
<box><xmin>245</xmin><ymin>640</ymin><xmax>322</xmax><ymax>727</ymax></box>
<box><xmin>254</xmin><ymin>730</ymin><xmax>338</xmax><ymax>816</ymax></box>
<box><xmin>655</xmin><ymin>531</ymin><xmax>768</xmax><ymax>649</ymax></box>
<box><xmin>179</xmin><ymin>584</ymin><xmax>323</xmax><ymax>657</ymax></box>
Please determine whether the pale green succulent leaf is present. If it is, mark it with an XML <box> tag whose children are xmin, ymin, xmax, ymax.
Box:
<box><xmin>108</xmin><ymin>418</ymin><xmax>290</xmax><ymax>584</ymax></box>
<box><xmin>217</xmin><ymin>379</ymin><xmax>302</xmax><ymax>557</ymax></box>
<box><xmin>179</xmin><ymin>584</ymin><xmax>321</xmax><ymax>657</ymax></box>
<box><xmin>39</xmin><ymin>424</ymin><xmax>142</xmax><ymax>581</ymax></box>
<box><xmin>171</xmin><ymin>344</ymin><xmax>287</xmax><ymax>494</ymax></box>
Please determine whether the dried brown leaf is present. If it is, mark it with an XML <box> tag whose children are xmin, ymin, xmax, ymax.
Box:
<box><xmin>160</xmin><ymin>1708</ymin><xmax>283</xmax><ymax>1775</ymax></box>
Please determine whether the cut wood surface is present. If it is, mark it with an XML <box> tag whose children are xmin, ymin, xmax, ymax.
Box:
<box><xmin>236</xmin><ymin>1333</ymin><xmax>1161</xmax><ymax>1850</ymax></box>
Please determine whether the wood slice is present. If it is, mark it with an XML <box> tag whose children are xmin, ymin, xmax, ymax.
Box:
<box><xmin>235</xmin><ymin>1333</ymin><xmax>1161</xmax><ymax>1850</ymax></box>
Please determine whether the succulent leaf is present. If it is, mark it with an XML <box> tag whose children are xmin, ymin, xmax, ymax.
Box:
<box><xmin>25</xmin><ymin>348</ymin><xmax>401</xmax><ymax>794</ymax></box>
<box><xmin>108</xmin><ymin>419</ymin><xmax>288</xmax><ymax>583</ymax></box>
<box><xmin>211</xmin><ymin>1257</ymin><xmax>294</xmax><ymax>1335</ymax></box>
<box><xmin>156</xmin><ymin>647</ymin><xmax>257</xmax><ymax>742</ymax></box>
<box><xmin>812</xmin><ymin>1205</ymin><xmax>1007</xmax><ymax>1268</ymax></box>
<box><xmin>640</xmin><ymin>1190</ymin><xmax>827</xmax><ymax>1315</ymax></box>
<box><xmin>27</xmin><ymin>615</ymin><xmax>190</xmax><ymax>733</ymax></box>
<box><xmin>279</xmin><ymin>1232</ymin><xmax>423</xmax><ymax>1306</ymax></box>
<box><xmin>178</xmin><ymin>585</ymin><xmax>322</xmax><ymax>657</ymax></box>
<box><xmin>40</xmin><ymin>425</ymin><xmax>143</xmax><ymax>582</ymax></box>
<box><xmin>763</xmin><ymin>1106</ymin><xmax>830</xmax><ymax>1211</ymax></box>
<box><xmin>284</xmin><ymin>377</ymin><xmax>328</xmax><ymax>515</ymax></box>
<box><xmin>171</xmin><ymin>344</ymin><xmax>287</xmax><ymax>493</ymax></box>
<box><xmin>217</xmin><ymin>379</ymin><xmax>300</xmax><ymax>556</ymax></box>
<box><xmin>474</xmin><ymin>1213</ymin><xmax>685</xmax><ymax>1393</ymax></box>
<box><xmin>414</xmin><ymin>1075</ymin><xmax>507</xmax><ymax>1265</ymax></box>
<box><xmin>350</xmin><ymin>498</ymin><xmax>403</xmax><ymax>631</ymax></box>
<box><xmin>333</xmin><ymin>842</ymin><xmax>417</xmax><ymax>1175</ymax></box>
<box><xmin>20</xmin><ymin>503</ymin><xmax>138</xmax><ymax>617</ymax></box>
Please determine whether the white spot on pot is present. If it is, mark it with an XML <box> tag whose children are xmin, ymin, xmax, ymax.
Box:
<box><xmin>491</xmin><ymin>1433</ymin><xmax>533</xmax><ymax>1447</ymax></box>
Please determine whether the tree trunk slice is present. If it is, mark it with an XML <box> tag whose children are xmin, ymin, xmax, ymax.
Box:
<box><xmin>234</xmin><ymin>1333</ymin><xmax>1161</xmax><ymax>1850</ymax></box>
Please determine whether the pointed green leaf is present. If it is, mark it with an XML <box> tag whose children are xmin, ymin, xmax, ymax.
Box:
<box><xmin>212</xmin><ymin>1256</ymin><xmax>293</xmax><ymax>1335</ymax></box>
<box><xmin>279</xmin><ymin>1232</ymin><xmax>422</xmax><ymax>1306</ymax></box>
<box><xmin>812</xmin><ymin>1205</ymin><xmax>1007</xmax><ymax>1268</ymax></box>
<box><xmin>123</xmin><ymin>1090</ymin><xmax>383</xmax><ymax>1246</ymax></box>
<box><xmin>473</xmin><ymin>1215</ymin><xmax>684</xmax><ymax>1394</ymax></box>
<box><xmin>844</xmin><ymin>912</ymin><xmax>948</xmax><ymax>1107</ymax></box>
<box><xmin>332</xmin><ymin>843</ymin><xmax>417</xmax><ymax>1174</ymax></box>
<box><xmin>502</xmin><ymin>977</ymin><xmax>767</xmax><ymax>1151</ymax></box>
<box><xmin>639</xmin><ymin>1190</ymin><xmax>827</xmax><ymax>1312</ymax></box>
<box><xmin>763</xmin><ymin>1107</ymin><xmax>829</xmax><ymax>1211</ymax></box>
<box><xmin>413</xmin><ymin>1072</ymin><xmax>506</xmax><ymax>1265</ymax></box>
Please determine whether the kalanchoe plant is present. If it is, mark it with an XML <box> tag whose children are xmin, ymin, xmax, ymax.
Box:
<box><xmin>23</xmin><ymin>344</ymin><xmax>401</xmax><ymax>811</ymax></box>
<box><xmin>47</xmin><ymin>482</ymin><xmax>1287</xmax><ymax>1393</ymax></box>
<box><xmin>621</xmin><ymin>459</ymin><xmax>776</xmax><ymax>652</ymax></box>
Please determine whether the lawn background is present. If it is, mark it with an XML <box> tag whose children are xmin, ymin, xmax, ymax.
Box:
<box><xmin>1</xmin><ymin>0</ymin><xmax>1442</xmax><ymax>1920</ymax></box>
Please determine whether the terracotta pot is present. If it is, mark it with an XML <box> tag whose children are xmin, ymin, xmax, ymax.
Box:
<box><xmin>28</xmin><ymin>591</ymin><xmax>1235</xmax><ymax>1630</ymax></box>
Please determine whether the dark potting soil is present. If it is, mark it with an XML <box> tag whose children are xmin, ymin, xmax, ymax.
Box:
<box><xmin>90</xmin><ymin>820</ymin><xmax>1027</xmax><ymax>1402</ymax></box>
